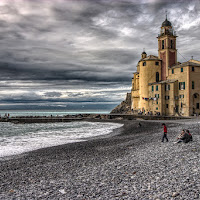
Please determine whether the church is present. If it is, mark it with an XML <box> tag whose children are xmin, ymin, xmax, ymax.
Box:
<box><xmin>130</xmin><ymin>17</ymin><xmax>200</xmax><ymax>116</ymax></box>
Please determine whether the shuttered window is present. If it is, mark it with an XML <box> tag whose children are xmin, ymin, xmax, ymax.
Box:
<box><xmin>165</xmin><ymin>96</ymin><xmax>170</xmax><ymax>100</ymax></box>
<box><xmin>192</xmin><ymin>81</ymin><xmax>195</xmax><ymax>89</ymax></box>
<box><xmin>165</xmin><ymin>84</ymin><xmax>170</xmax><ymax>91</ymax></box>
<box><xmin>179</xmin><ymin>82</ymin><xmax>185</xmax><ymax>90</ymax></box>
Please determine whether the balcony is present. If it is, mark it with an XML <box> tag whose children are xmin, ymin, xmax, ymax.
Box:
<box><xmin>158</xmin><ymin>31</ymin><xmax>176</xmax><ymax>37</ymax></box>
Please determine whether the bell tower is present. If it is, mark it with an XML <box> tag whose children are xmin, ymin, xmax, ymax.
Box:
<box><xmin>158</xmin><ymin>15</ymin><xmax>177</xmax><ymax>80</ymax></box>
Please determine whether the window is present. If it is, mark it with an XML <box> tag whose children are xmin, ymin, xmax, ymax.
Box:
<box><xmin>192</xmin><ymin>81</ymin><xmax>195</xmax><ymax>89</ymax></box>
<box><xmin>172</xmin><ymin>69</ymin><xmax>174</xmax><ymax>74</ymax></box>
<box><xmin>143</xmin><ymin>62</ymin><xmax>146</xmax><ymax>66</ymax></box>
<box><xmin>156</xmin><ymin>85</ymin><xmax>158</xmax><ymax>91</ymax></box>
<box><xmin>155</xmin><ymin>62</ymin><xmax>159</xmax><ymax>65</ymax></box>
<box><xmin>156</xmin><ymin>107</ymin><xmax>158</xmax><ymax>110</ymax></box>
<box><xmin>165</xmin><ymin>96</ymin><xmax>170</xmax><ymax>100</ymax></box>
<box><xmin>181</xmin><ymin>68</ymin><xmax>183</xmax><ymax>72</ymax></box>
<box><xmin>179</xmin><ymin>95</ymin><xmax>184</xmax><ymax>98</ymax></box>
<box><xmin>194</xmin><ymin>94</ymin><xmax>198</xmax><ymax>98</ymax></box>
<box><xmin>162</xmin><ymin>40</ymin><xmax>164</xmax><ymax>49</ymax></box>
<box><xmin>156</xmin><ymin>101</ymin><xmax>158</xmax><ymax>104</ymax></box>
<box><xmin>166</xmin><ymin>104</ymin><xmax>169</xmax><ymax>108</ymax></box>
<box><xmin>175</xmin><ymin>96</ymin><xmax>179</xmax><ymax>100</ymax></box>
<box><xmin>197</xmin><ymin>103</ymin><xmax>200</xmax><ymax>109</ymax></box>
<box><xmin>165</xmin><ymin>84</ymin><xmax>170</xmax><ymax>91</ymax></box>
<box><xmin>179</xmin><ymin>82</ymin><xmax>185</xmax><ymax>90</ymax></box>
<box><xmin>152</xmin><ymin>86</ymin><xmax>154</xmax><ymax>92</ymax></box>
<box><xmin>156</xmin><ymin>72</ymin><xmax>159</xmax><ymax>82</ymax></box>
<box><xmin>181</xmin><ymin>102</ymin><xmax>183</xmax><ymax>108</ymax></box>
<box><xmin>192</xmin><ymin>67</ymin><xmax>195</xmax><ymax>72</ymax></box>
<box><xmin>155</xmin><ymin>94</ymin><xmax>159</xmax><ymax>98</ymax></box>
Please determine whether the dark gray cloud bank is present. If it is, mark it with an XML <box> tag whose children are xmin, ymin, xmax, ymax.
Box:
<box><xmin>0</xmin><ymin>0</ymin><xmax>200</xmax><ymax>110</ymax></box>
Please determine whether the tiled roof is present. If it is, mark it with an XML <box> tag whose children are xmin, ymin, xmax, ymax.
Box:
<box><xmin>148</xmin><ymin>79</ymin><xmax>178</xmax><ymax>85</ymax></box>
<box><xmin>170</xmin><ymin>60</ymin><xmax>200</xmax><ymax>68</ymax></box>
<box><xmin>143</xmin><ymin>55</ymin><xmax>161</xmax><ymax>61</ymax></box>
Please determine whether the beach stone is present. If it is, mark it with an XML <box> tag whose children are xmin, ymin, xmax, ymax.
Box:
<box><xmin>59</xmin><ymin>189</ymin><xmax>66</xmax><ymax>194</ymax></box>
<box><xmin>172</xmin><ymin>192</ymin><xmax>180</xmax><ymax>197</ymax></box>
<box><xmin>1</xmin><ymin>120</ymin><xmax>200</xmax><ymax>200</ymax></box>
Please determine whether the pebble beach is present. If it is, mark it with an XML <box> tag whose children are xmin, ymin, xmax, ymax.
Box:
<box><xmin>0</xmin><ymin>119</ymin><xmax>200</xmax><ymax>200</ymax></box>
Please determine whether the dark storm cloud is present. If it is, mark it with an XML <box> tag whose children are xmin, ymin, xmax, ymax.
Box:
<box><xmin>0</xmin><ymin>88</ymin><xmax>126</xmax><ymax>106</ymax></box>
<box><xmin>43</xmin><ymin>92</ymin><xmax>62</xmax><ymax>98</ymax></box>
<box><xmin>0</xmin><ymin>61</ymin><xmax>132</xmax><ymax>83</ymax></box>
<box><xmin>0</xmin><ymin>0</ymin><xmax>200</xmax><ymax>108</ymax></box>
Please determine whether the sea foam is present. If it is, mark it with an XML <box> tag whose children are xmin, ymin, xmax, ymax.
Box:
<box><xmin>0</xmin><ymin>121</ymin><xmax>123</xmax><ymax>158</ymax></box>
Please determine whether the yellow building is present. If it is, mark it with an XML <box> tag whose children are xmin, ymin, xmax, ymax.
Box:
<box><xmin>131</xmin><ymin>17</ymin><xmax>200</xmax><ymax>116</ymax></box>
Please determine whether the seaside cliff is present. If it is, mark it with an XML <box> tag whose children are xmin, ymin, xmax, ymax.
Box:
<box><xmin>110</xmin><ymin>93</ymin><xmax>131</xmax><ymax>114</ymax></box>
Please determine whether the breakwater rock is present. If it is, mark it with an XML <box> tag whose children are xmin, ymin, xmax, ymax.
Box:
<box><xmin>0</xmin><ymin>113</ymin><xmax>190</xmax><ymax>123</ymax></box>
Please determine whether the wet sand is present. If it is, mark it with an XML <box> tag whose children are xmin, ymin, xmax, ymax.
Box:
<box><xmin>0</xmin><ymin>119</ymin><xmax>199</xmax><ymax>199</ymax></box>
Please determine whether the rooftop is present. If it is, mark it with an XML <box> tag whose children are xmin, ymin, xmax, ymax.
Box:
<box><xmin>170</xmin><ymin>60</ymin><xmax>200</xmax><ymax>68</ymax></box>
<box><xmin>143</xmin><ymin>55</ymin><xmax>161</xmax><ymax>61</ymax></box>
<box><xmin>149</xmin><ymin>79</ymin><xmax>178</xmax><ymax>85</ymax></box>
<box><xmin>162</xmin><ymin>18</ymin><xmax>172</xmax><ymax>27</ymax></box>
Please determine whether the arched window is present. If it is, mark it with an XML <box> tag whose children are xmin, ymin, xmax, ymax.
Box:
<box><xmin>143</xmin><ymin>62</ymin><xmax>146</xmax><ymax>66</ymax></box>
<box><xmin>162</xmin><ymin>40</ymin><xmax>164</xmax><ymax>49</ymax></box>
<box><xmin>171</xmin><ymin>40</ymin><xmax>173</xmax><ymax>49</ymax></box>
<box><xmin>156</xmin><ymin>72</ymin><xmax>159</xmax><ymax>82</ymax></box>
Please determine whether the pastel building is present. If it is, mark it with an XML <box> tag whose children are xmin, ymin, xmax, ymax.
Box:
<box><xmin>131</xmin><ymin>17</ymin><xmax>200</xmax><ymax>116</ymax></box>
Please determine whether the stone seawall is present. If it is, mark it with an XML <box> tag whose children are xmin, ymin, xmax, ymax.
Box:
<box><xmin>0</xmin><ymin>114</ymin><xmax>190</xmax><ymax>123</ymax></box>
<box><xmin>0</xmin><ymin>117</ymin><xmax>83</xmax><ymax>123</ymax></box>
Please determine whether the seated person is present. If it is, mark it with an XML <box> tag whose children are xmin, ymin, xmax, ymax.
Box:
<box><xmin>186</xmin><ymin>129</ymin><xmax>193</xmax><ymax>142</ymax></box>
<box><xmin>176</xmin><ymin>130</ymin><xmax>186</xmax><ymax>143</ymax></box>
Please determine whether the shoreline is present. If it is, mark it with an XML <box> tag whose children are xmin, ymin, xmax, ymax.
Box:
<box><xmin>0</xmin><ymin>119</ymin><xmax>199</xmax><ymax>199</ymax></box>
<box><xmin>0</xmin><ymin>120</ymin><xmax>125</xmax><ymax>161</ymax></box>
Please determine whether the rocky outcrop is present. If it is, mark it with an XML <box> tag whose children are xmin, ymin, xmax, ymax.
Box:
<box><xmin>110</xmin><ymin>93</ymin><xmax>131</xmax><ymax>114</ymax></box>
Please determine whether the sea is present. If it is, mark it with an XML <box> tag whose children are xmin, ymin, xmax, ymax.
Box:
<box><xmin>0</xmin><ymin>110</ymin><xmax>123</xmax><ymax>158</ymax></box>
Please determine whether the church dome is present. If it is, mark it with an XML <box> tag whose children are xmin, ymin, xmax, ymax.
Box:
<box><xmin>162</xmin><ymin>18</ymin><xmax>172</xmax><ymax>27</ymax></box>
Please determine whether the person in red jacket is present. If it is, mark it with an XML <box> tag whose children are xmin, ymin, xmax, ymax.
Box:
<box><xmin>162</xmin><ymin>123</ymin><xmax>168</xmax><ymax>142</ymax></box>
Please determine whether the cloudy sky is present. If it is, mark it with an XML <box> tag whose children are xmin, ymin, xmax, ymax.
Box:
<box><xmin>0</xmin><ymin>0</ymin><xmax>200</xmax><ymax>111</ymax></box>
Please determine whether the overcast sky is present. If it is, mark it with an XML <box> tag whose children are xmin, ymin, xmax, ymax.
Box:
<box><xmin>0</xmin><ymin>0</ymin><xmax>200</xmax><ymax>110</ymax></box>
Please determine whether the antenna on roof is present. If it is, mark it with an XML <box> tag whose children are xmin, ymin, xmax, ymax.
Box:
<box><xmin>165</xmin><ymin>10</ymin><xmax>168</xmax><ymax>19</ymax></box>
<box><xmin>177</xmin><ymin>50</ymin><xmax>187</xmax><ymax>62</ymax></box>
<box><xmin>191</xmin><ymin>56</ymin><xmax>193</xmax><ymax>60</ymax></box>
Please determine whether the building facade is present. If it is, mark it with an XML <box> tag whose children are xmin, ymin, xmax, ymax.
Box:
<box><xmin>131</xmin><ymin>17</ymin><xmax>200</xmax><ymax>116</ymax></box>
